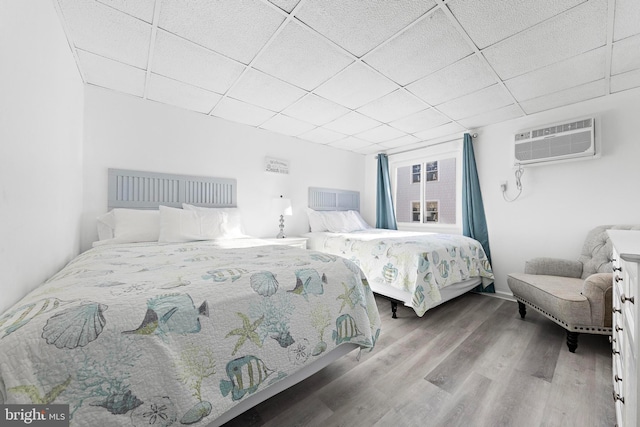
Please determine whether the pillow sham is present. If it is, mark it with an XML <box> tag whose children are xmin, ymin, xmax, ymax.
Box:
<box><xmin>307</xmin><ymin>208</ymin><xmax>328</xmax><ymax>232</ymax></box>
<box><xmin>112</xmin><ymin>208</ymin><xmax>161</xmax><ymax>242</ymax></box>
<box><xmin>182</xmin><ymin>204</ymin><xmax>247</xmax><ymax>239</ymax></box>
<box><xmin>307</xmin><ymin>209</ymin><xmax>369</xmax><ymax>233</ymax></box>
<box><xmin>159</xmin><ymin>205</ymin><xmax>225</xmax><ymax>243</ymax></box>
<box><xmin>349</xmin><ymin>210</ymin><xmax>372</xmax><ymax>230</ymax></box>
<box><xmin>96</xmin><ymin>211</ymin><xmax>116</xmax><ymax>240</ymax></box>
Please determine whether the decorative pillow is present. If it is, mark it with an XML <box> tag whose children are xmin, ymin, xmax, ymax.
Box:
<box><xmin>96</xmin><ymin>211</ymin><xmax>116</xmax><ymax>240</ymax></box>
<box><xmin>182</xmin><ymin>204</ymin><xmax>247</xmax><ymax>239</ymax></box>
<box><xmin>112</xmin><ymin>209</ymin><xmax>160</xmax><ymax>242</ymax></box>
<box><xmin>159</xmin><ymin>205</ymin><xmax>225</xmax><ymax>243</ymax></box>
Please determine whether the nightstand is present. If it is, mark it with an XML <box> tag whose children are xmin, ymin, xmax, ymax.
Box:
<box><xmin>263</xmin><ymin>237</ymin><xmax>308</xmax><ymax>249</ymax></box>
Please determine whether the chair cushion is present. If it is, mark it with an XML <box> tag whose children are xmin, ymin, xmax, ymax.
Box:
<box><xmin>507</xmin><ymin>273</ymin><xmax>592</xmax><ymax>327</ymax></box>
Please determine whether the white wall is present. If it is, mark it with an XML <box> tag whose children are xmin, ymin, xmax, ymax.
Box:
<box><xmin>0</xmin><ymin>1</ymin><xmax>84</xmax><ymax>313</ymax></box>
<box><xmin>81</xmin><ymin>86</ymin><xmax>366</xmax><ymax>250</ymax></box>
<box><xmin>476</xmin><ymin>88</ymin><xmax>640</xmax><ymax>297</ymax></box>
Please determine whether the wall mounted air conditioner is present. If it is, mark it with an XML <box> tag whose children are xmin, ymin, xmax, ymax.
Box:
<box><xmin>513</xmin><ymin>117</ymin><xmax>596</xmax><ymax>166</ymax></box>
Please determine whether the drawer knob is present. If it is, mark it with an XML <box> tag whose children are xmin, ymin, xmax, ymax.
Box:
<box><xmin>612</xmin><ymin>348</ymin><xmax>620</xmax><ymax>355</ymax></box>
<box><xmin>614</xmin><ymin>374</ymin><xmax>622</xmax><ymax>382</ymax></box>
<box><xmin>615</xmin><ymin>276</ymin><xmax>623</xmax><ymax>283</ymax></box>
<box><xmin>613</xmin><ymin>307</ymin><xmax>622</xmax><ymax>313</ymax></box>
<box><xmin>615</xmin><ymin>325</ymin><xmax>623</xmax><ymax>332</ymax></box>
<box><xmin>610</xmin><ymin>336</ymin><xmax>617</xmax><ymax>344</ymax></box>
<box><xmin>620</xmin><ymin>294</ymin><xmax>635</xmax><ymax>304</ymax></box>
<box><xmin>612</xmin><ymin>391</ymin><xmax>625</xmax><ymax>404</ymax></box>
<box><xmin>613</xmin><ymin>266</ymin><xmax>622</xmax><ymax>272</ymax></box>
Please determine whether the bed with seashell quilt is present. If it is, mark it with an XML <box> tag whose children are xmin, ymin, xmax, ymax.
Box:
<box><xmin>306</xmin><ymin>187</ymin><xmax>494</xmax><ymax>318</ymax></box>
<box><xmin>0</xmin><ymin>170</ymin><xmax>381</xmax><ymax>427</ymax></box>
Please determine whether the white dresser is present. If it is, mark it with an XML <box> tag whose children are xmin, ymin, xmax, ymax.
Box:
<box><xmin>609</xmin><ymin>230</ymin><xmax>640</xmax><ymax>427</ymax></box>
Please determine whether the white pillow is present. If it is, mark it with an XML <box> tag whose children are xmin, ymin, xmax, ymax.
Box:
<box><xmin>348</xmin><ymin>210</ymin><xmax>372</xmax><ymax>230</ymax></box>
<box><xmin>182</xmin><ymin>204</ymin><xmax>247</xmax><ymax>239</ymax></box>
<box><xmin>159</xmin><ymin>205</ymin><xmax>225</xmax><ymax>242</ymax></box>
<box><xmin>96</xmin><ymin>211</ymin><xmax>116</xmax><ymax>240</ymax></box>
<box><xmin>112</xmin><ymin>209</ymin><xmax>160</xmax><ymax>242</ymax></box>
<box><xmin>307</xmin><ymin>208</ymin><xmax>328</xmax><ymax>232</ymax></box>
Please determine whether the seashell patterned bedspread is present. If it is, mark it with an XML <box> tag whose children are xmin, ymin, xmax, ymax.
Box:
<box><xmin>0</xmin><ymin>241</ymin><xmax>381</xmax><ymax>426</ymax></box>
<box><xmin>306</xmin><ymin>230</ymin><xmax>494</xmax><ymax>316</ymax></box>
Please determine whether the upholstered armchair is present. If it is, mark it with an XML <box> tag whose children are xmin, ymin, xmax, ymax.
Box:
<box><xmin>507</xmin><ymin>225</ymin><xmax>640</xmax><ymax>352</ymax></box>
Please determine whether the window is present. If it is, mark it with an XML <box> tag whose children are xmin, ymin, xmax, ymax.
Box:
<box><xmin>392</xmin><ymin>154</ymin><xmax>459</xmax><ymax>226</ymax></box>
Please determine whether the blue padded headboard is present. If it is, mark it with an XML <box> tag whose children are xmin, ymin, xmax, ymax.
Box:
<box><xmin>108</xmin><ymin>168</ymin><xmax>236</xmax><ymax>210</ymax></box>
<box><xmin>308</xmin><ymin>187</ymin><xmax>360</xmax><ymax>211</ymax></box>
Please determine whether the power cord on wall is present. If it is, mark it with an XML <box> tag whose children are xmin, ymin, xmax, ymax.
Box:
<box><xmin>502</xmin><ymin>164</ymin><xmax>524</xmax><ymax>202</ymax></box>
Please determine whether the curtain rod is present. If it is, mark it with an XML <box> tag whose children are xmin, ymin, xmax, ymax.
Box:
<box><xmin>379</xmin><ymin>133</ymin><xmax>478</xmax><ymax>158</ymax></box>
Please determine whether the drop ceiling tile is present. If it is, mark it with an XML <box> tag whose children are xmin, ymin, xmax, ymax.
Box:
<box><xmin>611</xmin><ymin>35</ymin><xmax>640</xmax><ymax>75</ymax></box>
<box><xmin>447</xmin><ymin>0</ymin><xmax>584</xmax><ymax>49</ymax></box>
<box><xmin>520</xmin><ymin>80</ymin><xmax>607</xmax><ymax>114</ymax></box>
<box><xmin>260</xmin><ymin>114</ymin><xmax>316</xmax><ymax>136</ymax></box>
<box><xmin>57</xmin><ymin>0</ymin><xmax>151</xmax><ymax>69</ymax></box>
<box><xmin>298</xmin><ymin>127</ymin><xmax>347</xmax><ymax>144</ymax></box>
<box><xmin>457</xmin><ymin>104</ymin><xmax>524</xmax><ymax>129</ymax></box>
<box><xmin>295</xmin><ymin>0</ymin><xmax>436</xmax><ymax>57</ymax></box>
<box><xmin>378</xmin><ymin>134</ymin><xmax>421</xmax><ymax>149</ymax></box>
<box><xmin>413</xmin><ymin>122</ymin><xmax>466</xmax><ymax>141</ymax></box>
<box><xmin>483</xmin><ymin>0</ymin><xmax>608</xmax><ymax>80</ymax></box>
<box><xmin>355</xmin><ymin>124</ymin><xmax>407</xmax><ymax>143</ymax></box>
<box><xmin>97</xmin><ymin>0</ymin><xmax>156</xmax><ymax>23</ymax></box>
<box><xmin>406</xmin><ymin>55</ymin><xmax>497</xmax><ymax>106</ymax></box>
<box><xmin>324</xmin><ymin>111</ymin><xmax>382</xmax><ymax>135</ymax></box>
<box><xmin>281</xmin><ymin>95</ymin><xmax>350</xmax><ymax>126</ymax></box>
<box><xmin>146</xmin><ymin>74</ymin><xmax>222</xmax><ymax>114</ymax></box>
<box><xmin>437</xmin><ymin>84</ymin><xmax>514</xmax><ymax>120</ymax></box>
<box><xmin>329</xmin><ymin>136</ymin><xmax>372</xmax><ymax>151</ymax></box>
<box><xmin>614</xmin><ymin>0</ymin><xmax>640</xmax><ymax>41</ymax></box>
<box><xmin>356</xmin><ymin>90</ymin><xmax>428</xmax><ymax>123</ymax></box>
<box><xmin>611</xmin><ymin>69</ymin><xmax>640</xmax><ymax>93</ymax></box>
<box><xmin>227</xmin><ymin>69</ymin><xmax>307</xmax><ymax>112</ymax></box>
<box><xmin>354</xmin><ymin>144</ymin><xmax>384</xmax><ymax>155</ymax></box>
<box><xmin>505</xmin><ymin>47</ymin><xmax>606</xmax><ymax>101</ymax></box>
<box><xmin>268</xmin><ymin>0</ymin><xmax>301</xmax><ymax>13</ymax></box>
<box><xmin>212</xmin><ymin>97</ymin><xmax>275</xmax><ymax>126</ymax></box>
<box><xmin>158</xmin><ymin>0</ymin><xmax>284</xmax><ymax>64</ymax></box>
<box><xmin>152</xmin><ymin>30</ymin><xmax>245</xmax><ymax>94</ymax></box>
<box><xmin>314</xmin><ymin>62</ymin><xmax>398</xmax><ymax>109</ymax></box>
<box><xmin>77</xmin><ymin>50</ymin><xmax>146</xmax><ymax>97</ymax></box>
<box><xmin>389</xmin><ymin>108</ymin><xmax>450</xmax><ymax>133</ymax></box>
<box><xmin>364</xmin><ymin>9</ymin><xmax>474</xmax><ymax>85</ymax></box>
<box><xmin>253</xmin><ymin>21</ymin><xmax>353</xmax><ymax>91</ymax></box>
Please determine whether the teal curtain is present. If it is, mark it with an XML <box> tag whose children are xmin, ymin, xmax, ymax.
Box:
<box><xmin>462</xmin><ymin>133</ymin><xmax>494</xmax><ymax>292</ymax></box>
<box><xmin>376</xmin><ymin>153</ymin><xmax>397</xmax><ymax>230</ymax></box>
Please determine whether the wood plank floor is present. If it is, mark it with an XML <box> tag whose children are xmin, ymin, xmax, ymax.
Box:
<box><xmin>222</xmin><ymin>293</ymin><xmax>615</xmax><ymax>427</ymax></box>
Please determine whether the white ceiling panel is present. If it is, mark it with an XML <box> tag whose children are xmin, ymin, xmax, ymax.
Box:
<box><xmin>413</xmin><ymin>122</ymin><xmax>466</xmax><ymax>141</ymax></box>
<box><xmin>57</xmin><ymin>0</ymin><xmax>151</xmax><ymax>69</ymax></box>
<box><xmin>611</xmin><ymin>69</ymin><xmax>640</xmax><ymax>93</ymax></box>
<box><xmin>297</xmin><ymin>127</ymin><xmax>347</xmax><ymax>144</ymax></box>
<box><xmin>356</xmin><ymin>89</ymin><xmax>429</xmax><ymax>123</ymax></box>
<box><xmin>406</xmin><ymin>54</ymin><xmax>497</xmax><ymax>106</ymax></box>
<box><xmin>281</xmin><ymin>95</ymin><xmax>350</xmax><ymax>126</ymax></box>
<box><xmin>520</xmin><ymin>80</ymin><xmax>607</xmax><ymax>114</ymax></box>
<box><xmin>611</xmin><ymin>35</ymin><xmax>640</xmax><ymax>75</ymax></box>
<box><xmin>437</xmin><ymin>85</ymin><xmax>514</xmax><ymax>121</ymax></box>
<box><xmin>365</xmin><ymin>9</ymin><xmax>473</xmax><ymax>85</ymax></box>
<box><xmin>78</xmin><ymin>50</ymin><xmax>146</xmax><ymax>97</ymax></box>
<box><xmin>314</xmin><ymin>62</ymin><xmax>397</xmax><ymax>109</ymax></box>
<box><xmin>211</xmin><ymin>97</ymin><xmax>275</xmax><ymax>127</ymax></box>
<box><xmin>226</xmin><ymin>69</ymin><xmax>307</xmax><ymax>112</ymax></box>
<box><xmin>158</xmin><ymin>0</ymin><xmax>284</xmax><ymax>64</ymax></box>
<box><xmin>295</xmin><ymin>0</ymin><xmax>436</xmax><ymax>57</ymax></box>
<box><xmin>613</xmin><ymin>0</ymin><xmax>640</xmax><ymax>41</ymax></box>
<box><xmin>259</xmin><ymin>114</ymin><xmax>316</xmax><ymax>136</ymax></box>
<box><xmin>97</xmin><ymin>0</ymin><xmax>156</xmax><ymax>23</ymax></box>
<box><xmin>329</xmin><ymin>136</ymin><xmax>372</xmax><ymax>151</ymax></box>
<box><xmin>378</xmin><ymin>134</ymin><xmax>421</xmax><ymax>149</ymax></box>
<box><xmin>268</xmin><ymin>0</ymin><xmax>301</xmax><ymax>13</ymax></box>
<box><xmin>152</xmin><ymin>30</ymin><xmax>245</xmax><ymax>94</ymax></box>
<box><xmin>355</xmin><ymin>124</ymin><xmax>407</xmax><ymax>144</ymax></box>
<box><xmin>506</xmin><ymin>47</ymin><xmax>606</xmax><ymax>101</ymax></box>
<box><xmin>483</xmin><ymin>0</ymin><xmax>608</xmax><ymax>80</ymax></box>
<box><xmin>447</xmin><ymin>0</ymin><xmax>585</xmax><ymax>49</ymax></box>
<box><xmin>324</xmin><ymin>111</ymin><xmax>381</xmax><ymax>135</ymax></box>
<box><xmin>389</xmin><ymin>108</ymin><xmax>450</xmax><ymax>133</ymax></box>
<box><xmin>457</xmin><ymin>104</ymin><xmax>524</xmax><ymax>129</ymax></box>
<box><xmin>146</xmin><ymin>74</ymin><xmax>222</xmax><ymax>114</ymax></box>
<box><xmin>253</xmin><ymin>21</ymin><xmax>353</xmax><ymax>91</ymax></box>
<box><xmin>354</xmin><ymin>144</ymin><xmax>385</xmax><ymax>155</ymax></box>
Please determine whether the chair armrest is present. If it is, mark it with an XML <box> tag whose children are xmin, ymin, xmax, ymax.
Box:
<box><xmin>582</xmin><ymin>273</ymin><xmax>614</xmax><ymax>327</ymax></box>
<box><xmin>524</xmin><ymin>257</ymin><xmax>583</xmax><ymax>278</ymax></box>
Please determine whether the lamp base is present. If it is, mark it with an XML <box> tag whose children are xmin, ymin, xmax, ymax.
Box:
<box><xmin>276</xmin><ymin>215</ymin><xmax>286</xmax><ymax>238</ymax></box>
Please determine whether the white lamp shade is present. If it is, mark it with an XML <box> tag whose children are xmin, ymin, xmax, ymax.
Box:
<box><xmin>272</xmin><ymin>197</ymin><xmax>292</xmax><ymax>216</ymax></box>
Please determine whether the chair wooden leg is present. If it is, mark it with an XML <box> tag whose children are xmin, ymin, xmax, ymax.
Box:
<box><xmin>566</xmin><ymin>331</ymin><xmax>579</xmax><ymax>353</ymax></box>
<box><xmin>391</xmin><ymin>301</ymin><xmax>397</xmax><ymax>319</ymax></box>
<box><xmin>517</xmin><ymin>301</ymin><xmax>526</xmax><ymax>319</ymax></box>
